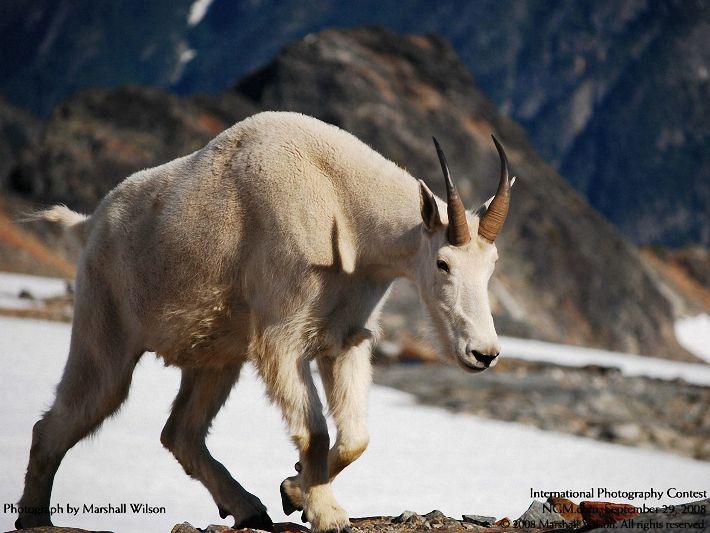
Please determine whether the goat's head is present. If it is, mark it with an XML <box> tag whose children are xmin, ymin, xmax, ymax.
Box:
<box><xmin>415</xmin><ymin>136</ymin><xmax>513</xmax><ymax>372</ymax></box>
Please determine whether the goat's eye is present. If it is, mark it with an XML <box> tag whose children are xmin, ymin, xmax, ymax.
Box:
<box><xmin>436</xmin><ymin>259</ymin><xmax>450</xmax><ymax>273</ymax></box>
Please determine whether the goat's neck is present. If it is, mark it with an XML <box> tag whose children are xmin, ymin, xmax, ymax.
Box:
<box><xmin>352</xmin><ymin>175</ymin><xmax>434</xmax><ymax>282</ymax></box>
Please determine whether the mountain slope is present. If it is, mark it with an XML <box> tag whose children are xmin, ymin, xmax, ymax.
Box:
<box><xmin>560</xmin><ymin>2</ymin><xmax>710</xmax><ymax>246</ymax></box>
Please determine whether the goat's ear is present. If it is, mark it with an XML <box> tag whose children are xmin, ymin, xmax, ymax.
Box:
<box><xmin>418</xmin><ymin>179</ymin><xmax>442</xmax><ymax>232</ymax></box>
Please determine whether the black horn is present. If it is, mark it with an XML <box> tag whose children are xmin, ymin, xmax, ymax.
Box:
<box><xmin>433</xmin><ymin>137</ymin><xmax>471</xmax><ymax>246</ymax></box>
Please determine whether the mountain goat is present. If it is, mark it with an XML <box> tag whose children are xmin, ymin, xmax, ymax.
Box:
<box><xmin>16</xmin><ymin>111</ymin><xmax>513</xmax><ymax>532</ymax></box>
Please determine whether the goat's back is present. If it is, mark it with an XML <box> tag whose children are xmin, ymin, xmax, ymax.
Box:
<box><xmin>74</xmin><ymin>112</ymin><xmax>417</xmax><ymax>364</ymax></box>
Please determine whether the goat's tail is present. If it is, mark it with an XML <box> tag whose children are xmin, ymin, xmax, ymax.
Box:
<box><xmin>22</xmin><ymin>205</ymin><xmax>91</xmax><ymax>246</ymax></box>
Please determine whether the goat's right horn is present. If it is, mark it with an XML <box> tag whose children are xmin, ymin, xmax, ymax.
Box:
<box><xmin>433</xmin><ymin>137</ymin><xmax>471</xmax><ymax>246</ymax></box>
<box><xmin>478</xmin><ymin>135</ymin><xmax>511</xmax><ymax>243</ymax></box>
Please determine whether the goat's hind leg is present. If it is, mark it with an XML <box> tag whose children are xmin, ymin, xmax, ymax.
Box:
<box><xmin>16</xmin><ymin>308</ymin><xmax>141</xmax><ymax>529</ymax></box>
<box><xmin>160</xmin><ymin>365</ymin><xmax>273</xmax><ymax>531</ymax></box>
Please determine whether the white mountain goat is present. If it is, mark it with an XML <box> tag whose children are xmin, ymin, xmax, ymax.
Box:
<box><xmin>16</xmin><ymin>111</ymin><xmax>514</xmax><ymax>532</ymax></box>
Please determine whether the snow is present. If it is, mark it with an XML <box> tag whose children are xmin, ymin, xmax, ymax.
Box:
<box><xmin>179</xmin><ymin>48</ymin><xmax>197</xmax><ymax>66</ymax></box>
<box><xmin>187</xmin><ymin>0</ymin><xmax>215</xmax><ymax>26</ymax></box>
<box><xmin>500</xmin><ymin>335</ymin><xmax>710</xmax><ymax>386</ymax></box>
<box><xmin>1</xmin><ymin>316</ymin><xmax>709</xmax><ymax>533</ymax></box>
<box><xmin>675</xmin><ymin>314</ymin><xmax>710</xmax><ymax>364</ymax></box>
<box><xmin>0</xmin><ymin>271</ymin><xmax>68</xmax><ymax>310</ymax></box>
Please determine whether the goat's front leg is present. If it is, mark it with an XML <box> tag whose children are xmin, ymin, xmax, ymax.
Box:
<box><xmin>320</xmin><ymin>342</ymin><xmax>371</xmax><ymax>478</ymax></box>
<box><xmin>281</xmin><ymin>343</ymin><xmax>371</xmax><ymax>519</ymax></box>
<box><xmin>255</xmin><ymin>351</ymin><xmax>350</xmax><ymax>533</ymax></box>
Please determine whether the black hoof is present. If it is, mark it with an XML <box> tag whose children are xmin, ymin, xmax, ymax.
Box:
<box><xmin>280</xmin><ymin>483</ymin><xmax>300</xmax><ymax>515</ymax></box>
<box><xmin>15</xmin><ymin>516</ymin><xmax>53</xmax><ymax>530</ymax></box>
<box><xmin>218</xmin><ymin>506</ymin><xmax>229</xmax><ymax>519</ymax></box>
<box><xmin>236</xmin><ymin>510</ymin><xmax>274</xmax><ymax>531</ymax></box>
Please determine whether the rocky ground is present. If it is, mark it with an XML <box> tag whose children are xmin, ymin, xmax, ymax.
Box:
<box><xmin>12</xmin><ymin>498</ymin><xmax>708</xmax><ymax>532</ymax></box>
<box><xmin>373</xmin><ymin>356</ymin><xmax>710</xmax><ymax>461</ymax></box>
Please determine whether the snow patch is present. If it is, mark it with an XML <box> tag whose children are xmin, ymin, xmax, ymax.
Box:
<box><xmin>169</xmin><ymin>41</ymin><xmax>198</xmax><ymax>84</ymax></box>
<box><xmin>501</xmin><ymin>335</ymin><xmax>710</xmax><ymax>386</ymax></box>
<box><xmin>0</xmin><ymin>271</ymin><xmax>68</xmax><ymax>310</ymax></box>
<box><xmin>180</xmin><ymin>48</ymin><xmax>197</xmax><ymax>65</ymax></box>
<box><xmin>675</xmin><ymin>314</ymin><xmax>710</xmax><ymax>364</ymax></box>
<box><xmin>187</xmin><ymin>0</ymin><xmax>215</xmax><ymax>26</ymax></box>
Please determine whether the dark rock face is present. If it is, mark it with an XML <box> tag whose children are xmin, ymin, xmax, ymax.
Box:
<box><xmin>0</xmin><ymin>97</ymin><xmax>41</xmax><ymax>186</ymax></box>
<box><xmin>235</xmin><ymin>27</ymin><xmax>690</xmax><ymax>359</ymax></box>
<box><xmin>9</xmin><ymin>86</ymin><xmax>258</xmax><ymax>211</ymax></box>
<box><xmin>560</xmin><ymin>1</ymin><xmax>710</xmax><ymax>246</ymax></box>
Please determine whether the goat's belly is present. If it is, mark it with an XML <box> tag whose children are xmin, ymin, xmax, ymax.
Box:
<box><xmin>150</xmin><ymin>292</ymin><xmax>252</xmax><ymax>368</ymax></box>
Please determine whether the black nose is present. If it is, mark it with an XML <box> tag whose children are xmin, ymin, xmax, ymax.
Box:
<box><xmin>471</xmin><ymin>350</ymin><xmax>499</xmax><ymax>367</ymax></box>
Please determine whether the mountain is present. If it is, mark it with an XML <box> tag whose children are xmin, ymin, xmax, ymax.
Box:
<box><xmin>6</xmin><ymin>27</ymin><xmax>694</xmax><ymax>360</ymax></box>
<box><xmin>560</xmin><ymin>1</ymin><xmax>710</xmax><ymax>246</ymax></box>
<box><xmin>1</xmin><ymin>1</ymin><xmax>707</xmax><ymax>246</ymax></box>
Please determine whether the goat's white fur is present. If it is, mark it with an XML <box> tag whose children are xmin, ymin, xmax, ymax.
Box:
<box><xmin>17</xmin><ymin>111</ymin><xmax>504</xmax><ymax>532</ymax></box>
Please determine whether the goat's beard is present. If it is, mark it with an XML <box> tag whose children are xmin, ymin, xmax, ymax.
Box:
<box><xmin>421</xmin><ymin>299</ymin><xmax>459</xmax><ymax>364</ymax></box>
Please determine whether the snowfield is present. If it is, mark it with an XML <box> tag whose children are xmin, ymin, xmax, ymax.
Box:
<box><xmin>675</xmin><ymin>313</ymin><xmax>710</xmax><ymax>364</ymax></box>
<box><xmin>1</xmin><ymin>315</ymin><xmax>709</xmax><ymax>533</ymax></box>
<box><xmin>0</xmin><ymin>272</ymin><xmax>67</xmax><ymax>311</ymax></box>
<box><xmin>500</xmin><ymin>335</ymin><xmax>710</xmax><ymax>386</ymax></box>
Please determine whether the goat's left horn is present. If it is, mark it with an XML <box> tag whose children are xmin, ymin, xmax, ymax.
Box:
<box><xmin>478</xmin><ymin>135</ymin><xmax>511</xmax><ymax>243</ymax></box>
<box><xmin>433</xmin><ymin>137</ymin><xmax>471</xmax><ymax>246</ymax></box>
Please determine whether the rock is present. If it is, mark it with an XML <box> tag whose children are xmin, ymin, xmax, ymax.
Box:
<box><xmin>610</xmin><ymin>422</ymin><xmax>643</xmax><ymax>442</ymax></box>
<box><xmin>272</xmin><ymin>523</ymin><xmax>311</xmax><ymax>533</ymax></box>
<box><xmin>494</xmin><ymin>517</ymin><xmax>511</xmax><ymax>527</ymax></box>
<box><xmin>424</xmin><ymin>510</ymin><xmax>447</xmax><ymax>522</ymax></box>
<box><xmin>546</xmin><ymin>497</ymin><xmax>583</xmax><ymax>522</ymax></box>
<box><xmin>516</xmin><ymin>500</ymin><xmax>565</xmax><ymax>528</ymax></box>
<box><xmin>393</xmin><ymin>510</ymin><xmax>421</xmax><ymax>524</ymax></box>
<box><xmin>462</xmin><ymin>514</ymin><xmax>496</xmax><ymax>526</ymax></box>
<box><xmin>580</xmin><ymin>501</ymin><xmax>638</xmax><ymax>528</ymax></box>
<box><xmin>171</xmin><ymin>523</ymin><xmax>200</xmax><ymax>533</ymax></box>
<box><xmin>201</xmin><ymin>525</ymin><xmax>232</xmax><ymax>533</ymax></box>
